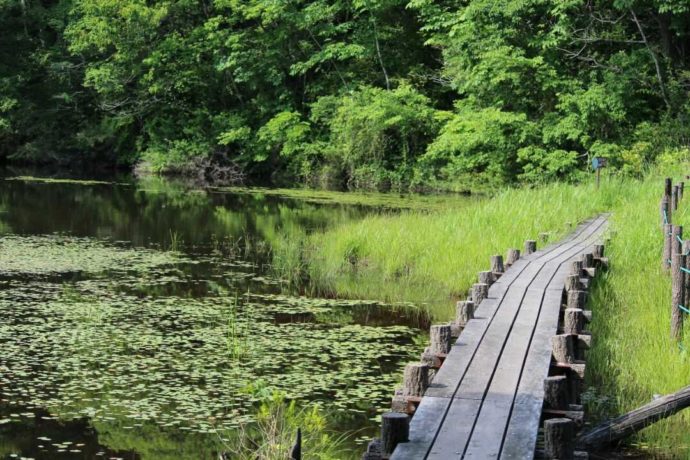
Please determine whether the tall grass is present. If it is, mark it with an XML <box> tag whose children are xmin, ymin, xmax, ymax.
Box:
<box><xmin>587</xmin><ymin>167</ymin><xmax>690</xmax><ymax>455</ymax></box>
<box><xmin>299</xmin><ymin>180</ymin><xmax>631</xmax><ymax>319</ymax></box>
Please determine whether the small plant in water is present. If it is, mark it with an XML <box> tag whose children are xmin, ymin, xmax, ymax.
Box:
<box><xmin>221</xmin><ymin>385</ymin><xmax>349</xmax><ymax>460</ymax></box>
<box><xmin>168</xmin><ymin>229</ymin><xmax>182</xmax><ymax>252</ymax></box>
<box><xmin>226</xmin><ymin>293</ymin><xmax>249</xmax><ymax>361</ymax></box>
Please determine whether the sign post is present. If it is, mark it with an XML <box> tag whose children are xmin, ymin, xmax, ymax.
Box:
<box><xmin>592</xmin><ymin>157</ymin><xmax>607</xmax><ymax>190</ymax></box>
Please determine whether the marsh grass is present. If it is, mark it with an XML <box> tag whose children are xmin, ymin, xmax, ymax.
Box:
<box><xmin>296</xmin><ymin>179</ymin><xmax>632</xmax><ymax>319</ymax></box>
<box><xmin>222</xmin><ymin>390</ymin><xmax>352</xmax><ymax>460</ymax></box>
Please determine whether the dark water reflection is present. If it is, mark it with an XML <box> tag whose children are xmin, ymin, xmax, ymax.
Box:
<box><xmin>0</xmin><ymin>173</ymin><xmax>430</xmax><ymax>459</ymax></box>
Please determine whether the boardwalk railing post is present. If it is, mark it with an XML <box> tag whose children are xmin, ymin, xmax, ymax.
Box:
<box><xmin>524</xmin><ymin>239</ymin><xmax>537</xmax><ymax>255</ymax></box>
<box><xmin>544</xmin><ymin>418</ymin><xmax>575</xmax><ymax>460</ymax></box>
<box><xmin>673</xmin><ymin>185</ymin><xmax>680</xmax><ymax>211</ymax></box>
<box><xmin>381</xmin><ymin>412</ymin><xmax>409</xmax><ymax>456</ymax></box>
<box><xmin>506</xmin><ymin>248</ymin><xmax>520</xmax><ymax>267</ymax></box>
<box><xmin>671</xmin><ymin>253</ymin><xmax>685</xmax><ymax>342</ymax></box>
<box><xmin>665</xmin><ymin>177</ymin><xmax>673</xmax><ymax>198</ymax></box>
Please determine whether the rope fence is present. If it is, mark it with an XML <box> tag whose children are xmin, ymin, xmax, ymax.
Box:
<box><xmin>659</xmin><ymin>177</ymin><xmax>690</xmax><ymax>344</ymax></box>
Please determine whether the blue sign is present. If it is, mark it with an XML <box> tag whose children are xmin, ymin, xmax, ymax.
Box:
<box><xmin>592</xmin><ymin>157</ymin><xmax>607</xmax><ymax>170</ymax></box>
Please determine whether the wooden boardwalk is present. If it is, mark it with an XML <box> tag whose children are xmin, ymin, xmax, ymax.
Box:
<box><xmin>391</xmin><ymin>215</ymin><xmax>608</xmax><ymax>459</ymax></box>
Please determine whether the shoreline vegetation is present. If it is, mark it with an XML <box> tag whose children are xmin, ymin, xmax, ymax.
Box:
<box><xmin>270</xmin><ymin>165</ymin><xmax>690</xmax><ymax>456</ymax></box>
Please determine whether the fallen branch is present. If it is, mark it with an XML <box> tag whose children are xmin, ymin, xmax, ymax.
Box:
<box><xmin>577</xmin><ymin>385</ymin><xmax>690</xmax><ymax>450</ymax></box>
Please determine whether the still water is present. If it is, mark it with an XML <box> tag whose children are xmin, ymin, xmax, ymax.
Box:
<box><xmin>0</xmin><ymin>174</ymin><xmax>430</xmax><ymax>459</ymax></box>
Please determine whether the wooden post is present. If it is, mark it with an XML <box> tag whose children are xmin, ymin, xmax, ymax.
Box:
<box><xmin>571</xmin><ymin>260</ymin><xmax>583</xmax><ymax>277</ymax></box>
<box><xmin>402</xmin><ymin>363</ymin><xmax>429</xmax><ymax>397</ymax></box>
<box><xmin>564</xmin><ymin>308</ymin><xmax>584</xmax><ymax>335</ymax></box>
<box><xmin>581</xmin><ymin>253</ymin><xmax>594</xmax><ymax>269</ymax></box>
<box><xmin>673</xmin><ymin>185</ymin><xmax>680</xmax><ymax>211</ymax></box>
<box><xmin>544</xmin><ymin>418</ymin><xmax>575</xmax><ymax>460</ymax></box>
<box><xmin>663</xmin><ymin>223</ymin><xmax>673</xmax><ymax>271</ymax></box>
<box><xmin>566</xmin><ymin>290</ymin><xmax>586</xmax><ymax>310</ymax></box>
<box><xmin>491</xmin><ymin>254</ymin><xmax>505</xmax><ymax>276</ymax></box>
<box><xmin>552</xmin><ymin>334</ymin><xmax>575</xmax><ymax>364</ymax></box>
<box><xmin>661</xmin><ymin>195</ymin><xmax>672</xmax><ymax>229</ymax></box>
<box><xmin>683</xmin><ymin>240</ymin><xmax>690</xmax><ymax>307</ymax></box>
<box><xmin>381</xmin><ymin>412</ymin><xmax>409</xmax><ymax>456</ymax></box>
<box><xmin>593</xmin><ymin>244</ymin><xmax>605</xmax><ymax>259</ymax></box>
<box><xmin>671</xmin><ymin>253</ymin><xmax>685</xmax><ymax>342</ymax></box>
<box><xmin>524</xmin><ymin>240</ymin><xmax>537</xmax><ymax>255</ymax></box>
<box><xmin>565</xmin><ymin>275</ymin><xmax>580</xmax><ymax>292</ymax></box>
<box><xmin>672</xmin><ymin>225</ymin><xmax>683</xmax><ymax>257</ymax></box>
<box><xmin>544</xmin><ymin>375</ymin><xmax>570</xmax><ymax>410</ymax></box>
<box><xmin>478</xmin><ymin>270</ymin><xmax>494</xmax><ymax>286</ymax></box>
<box><xmin>290</xmin><ymin>428</ymin><xmax>301</xmax><ymax>460</ymax></box>
<box><xmin>430</xmin><ymin>325</ymin><xmax>452</xmax><ymax>355</ymax></box>
<box><xmin>506</xmin><ymin>248</ymin><xmax>520</xmax><ymax>267</ymax></box>
<box><xmin>455</xmin><ymin>300</ymin><xmax>475</xmax><ymax>328</ymax></box>
<box><xmin>472</xmin><ymin>283</ymin><xmax>489</xmax><ymax>306</ymax></box>
<box><xmin>665</xmin><ymin>177</ymin><xmax>672</xmax><ymax>197</ymax></box>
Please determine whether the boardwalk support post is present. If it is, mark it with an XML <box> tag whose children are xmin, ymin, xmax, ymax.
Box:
<box><xmin>544</xmin><ymin>418</ymin><xmax>575</xmax><ymax>460</ymax></box>
<box><xmin>402</xmin><ymin>363</ymin><xmax>429</xmax><ymax>398</ymax></box>
<box><xmin>552</xmin><ymin>334</ymin><xmax>575</xmax><ymax>364</ymax></box>
<box><xmin>544</xmin><ymin>375</ymin><xmax>570</xmax><ymax>410</ymax></box>
<box><xmin>478</xmin><ymin>271</ymin><xmax>494</xmax><ymax>286</ymax></box>
<box><xmin>564</xmin><ymin>308</ymin><xmax>584</xmax><ymax>335</ymax></box>
<box><xmin>429</xmin><ymin>325</ymin><xmax>452</xmax><ymax>355</ymax></box>
<box><xmin>524</xmin><ymin>240</ymin><xmax>537</xmax><ymax>255</ymax></box>
<box><xmin>566</xmin><ymin>290</ymin><xmax>586</xmax><ymax>310</ymax></box>
<box><xmin>565</xmin><ymin>275</ymin><xmax>580</xmax><ymax>292</ymax></box>
<box><xmin>472</xmin><ymin>283</ymin><xmax>489</xmax><ymax>306</ymax></box>
<box><xmin>506</xmin><ymin>248</ymin><xmax>520</xmax><ymax>267</ymax></box>
<box><xmin>491</xmin><ymin>255</ymin><xmax>505</xmax><ymax>278</ymax></box>
<box><xmin>452</xmin><ymin>300</ymin><xmax>475</xmax><ymax>335</ymax></box>
<box><xmin>381</xmin><ymin>412</ymin><xmax>409</xmax><ymax>456</ymax></box>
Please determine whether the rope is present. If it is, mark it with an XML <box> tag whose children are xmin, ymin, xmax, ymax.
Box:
<box><xmin>665</xmin><ymin>210</ymin><xmax>669</xmax><ymax>225</ymax></box>
<box><xmin>678</xmin><ymin>304</ymin><xmax>690</xmax><ymax>315</ymax></box>
<box><xmin>682</xmin><ymin>267</ymin><xmax>690</xmax><ymax>275</ymax></box>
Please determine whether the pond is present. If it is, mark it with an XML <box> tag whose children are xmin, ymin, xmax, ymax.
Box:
<box><xmin>0</xmin><ymin>173</ymin><xmax>433</xmax><ymax>459</ymax></box>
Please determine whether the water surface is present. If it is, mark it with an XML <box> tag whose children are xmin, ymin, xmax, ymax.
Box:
<box><xmin>0</xmin><ymin>174</ymin><xmax>431</xmax><ymax>459</ymax></box>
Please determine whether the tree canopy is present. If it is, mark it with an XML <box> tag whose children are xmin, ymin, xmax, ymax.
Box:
<box><xmin>2</xmin><ymin>0</ymin><xmax>690</xmax><ymax>189</ymax></box>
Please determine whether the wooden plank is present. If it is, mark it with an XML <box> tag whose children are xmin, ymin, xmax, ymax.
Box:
<box><xmin>426</xmin><ymin>398</ymin><xmax>482</xmax><ymax>459</ymax></box>
<box><xmin>390</xmin><ymin>397</ymin><xmax>450</xmax><ymax>459</ymax></box>
<box><xmin>500</xmin><ymin>223</ymin><xmax>608</xmax><ymax>459</ymax></box>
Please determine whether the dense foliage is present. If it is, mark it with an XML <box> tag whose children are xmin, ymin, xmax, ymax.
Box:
<box><xmin>2</xmin><ymin>0</ymin><xmax>690</xmax><ymax>189</ymax></box>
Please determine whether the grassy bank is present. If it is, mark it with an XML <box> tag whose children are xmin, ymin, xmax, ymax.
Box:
<box><xmin>285</xmin><ymin>168</ymin><xmax>690</xmax><ymax>454</ymax></box>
